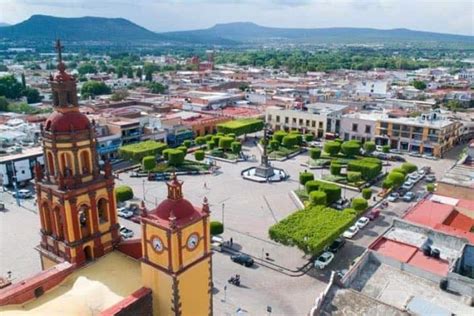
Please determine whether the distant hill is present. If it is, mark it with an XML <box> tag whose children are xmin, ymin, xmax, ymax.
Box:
<box><xmin>0</xmin><ymin>23</ymin><xmax>9</xmax><ymax>27</ymax></box>
<box><xmin>0</xmin><ymin>16</ymin><xmax>471</xmax><ymax>47</ymax></box>
<box><xmin>0</xmin><ymin>15</ymin><xmax>162</xmax><ymax>42</ymax></box>
<box><xmin>163</xmin><ymin>22</ymin><xmax>473</xmax><ymax>45</ymax></box>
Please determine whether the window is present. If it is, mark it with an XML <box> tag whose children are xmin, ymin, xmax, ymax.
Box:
<box><xmin>80</xmin><ymin>150</ymin><xmax>91</xmax><ymax>174</ymax></box>
<box><xmin>380</xmin><ymin>122</ymin><xmax>388</xmax><ymax>129</ymax></box>
<box><xmin>392</xmin><ymin>124</ymin><xmax>400</xmax><ymax>131</ymax></box>
<box><xmin>292</xmin><ymin>118</ymin><xmax>297</xmax><ymax>124</ymax></box>
<box><xmin>276</xmin><ymin>116</ymin><xmax>280</xmax><ymax>123</ymax></box>
<box><xmin>312</xmin><ymin>121</ymin><xmax>316</xmax><ymax>128</ymax></box>
<box><xmin>285</xmin><ymin>117</ymin><xmax>289</xmax><ymax>124</ymax></box>
<box><xmin>319</xmin><ymin>122</ymin><xmax>323</xmax><ymax>129</ymax></box>
<box><xmin>78</xmin><ymin>205</ymin><xmax>91</xmax><ymax>238</ymax></box>
<box><xmin>352</xmin><ymin>124</ymin><xmax>358</xmax><ymax>132</ymax></box>
<box><xmin>60</xmin><ymin>152</ymin><xmax>73</xmax><ymax>176</ymax></box>
<box><xmin>47</xmin><ymin>152</ymin><xmax>55</xmax><ymax>176</ymax></box>
<box><xmin>53</xmin><ymin>207</ymin><xmax>64</xmax><ymax>240</ymax></box>
<box><xmin>299</xmin><ymin>119</ymin><xmax>303</xmax><ymax>126</ymax></box>
<box><xmin>365</xmin><ymin>125</ymin><xmax>371</xmax><ymax>134</ymax></box>
<box><xmin>97</xmin><ymin>198</ymin><xmax>108</xmax><ymax>223</ymax></box>
<box><xmin>306</xmin><ymin>120</ymin><xmax>310</xmax><ymax>127</ymax></box>
<box><xmin>267</xmin><ymin>115</ymin><xmax>272</xmax><ymax>122</ymax></box>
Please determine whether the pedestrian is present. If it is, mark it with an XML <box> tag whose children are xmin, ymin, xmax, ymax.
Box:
<box><xmin>204</xmin><ymin>182</ymin><xmax>207</xmax><ymax>189</ymax></box>
<box><xmin>230</xmin><ymin>237</ymin><xmax>233</xmax><ymax>247</ymax></box>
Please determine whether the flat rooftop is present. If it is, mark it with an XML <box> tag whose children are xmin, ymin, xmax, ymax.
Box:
<box><xmin>0</xmin><ymin>147</ymin><xmax>43</xmax><ymax>163</ymax></box>
<box><xmin>350</xmin><ymin>262</ymin><xmax>472</xmax><ymax>315</ymax></box>
<box><xmin>439</xmin><ymin>160</ymin><xmax>474</xmax><ymax>189</ymax></box>
<box><xmin>0</xmin><ymin>251</ymin><xmax>142</xmax><ymax>315</ymax></box>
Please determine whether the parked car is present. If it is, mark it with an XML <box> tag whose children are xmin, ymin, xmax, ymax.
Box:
<box><xmin>422</xmin><ymin>154</ymin><xmax>438</xmax><ymax>160</ymax></box>
<box><xmin>332</xmin><ymin>199</ymin><xmax>350</xmax><ymax>210</ymax></box>
<box><xmin>211</xmin><ymin>237</ymin><xmax>223</xmax><ymax>252</ymax></box>
<box><xmin>13</xmin><ymin>189</ymin><xmax>33</xmax><ymax>199</ymax></box>
<box><xmin>408</xmin><ymin>152</ymin><xmax>422</xmax><ymax>158</ymax></box>
<box><xmin>425</xmin><ymin>175</ymin><xmax>436</xmax><ymax>183</ymax></box>
<box><xmin>401</xmin><ymin>180</ymin><xmax>415</xmax><ymax>191</ymax></box>
<box><xmin>231</xmin><ymin>254</ymin><xmax>254</xmax><ymax>267</ymax></box>
<box><xmin>387</xmin><ymin>192</ymin><xmax>400</xmax><ymax>202</ymax></box>
<box><xmin>314</xmin><ymin>251</ymin><xmax>335</xmax><ymax>269</ymax></box>
<box><xmin>117</xmin><ymin>207</ymin><xmax>134</xmax><ymax>219</ymax></box>
<box><xmin>367</xmin><ymin>208</ymin><xmax>381</xmax><ymax>220</ymax></box>
<box><xmin>326</xmin><ymin>237</ymin><xmax>346</xmax><ymax>253</ymax></box>
<box><xmin>343</xmin><ymin>225</ymin><xmax>359</xmax><ymax>239</ymax></box>
<box><xmin>119</xmin><ymin>226</ymin><xmax>134</xmax><ymax>239</ymax></box>
<box><xmin>408</xmin><ymin>173</ymin><xmax>420</xmax><ymax>182</ymax></box>
<box><xmin>389</xmin><ymin>149</ymin><xmax>402</xmax><ymax>155</ymax></box>
<box><xmin>403</xmin><ymin>191</ymin><xmax>416</xmax><ymax>202</ymax></box>
<box><xmin>391</xmin><ymin>155</ymin><xmax>406</xmax><ymax>162</ymax></box>
<box><xmin>309</xmin><ymin>141</ymin><xmax>323</xmax><ymax>147</ymax></box>
<box><xmin>355</xmin><ymin>217</ymin><xmax>370</xmax><ymax>229</ymax></box>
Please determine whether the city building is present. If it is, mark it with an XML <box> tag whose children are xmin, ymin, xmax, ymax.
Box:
<box><xmin>105</xmin><ymin>117</ymin><xmax>141</xmax><ymax>145</ymax></box>
<box><xmin>0</xmin><ymin>147</ymin><xmax>43</xmax><ymax>187</ymax></box>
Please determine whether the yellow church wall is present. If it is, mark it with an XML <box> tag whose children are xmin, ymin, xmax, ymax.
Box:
<box><xmin>55</xmin><ymin>143</ymin><xmax>72</xmax><ymax>149</ymax></box>
<box><xmin>101</xmin><ymin>232</ymin><xmax>112</xmax><ymax>245</ymax></box>
<box><xmin>76</xmin><ymin>140</ymin><xmax>91</xmax><ymax>147</ymax></box>
<box><xmin>41</xmin><ymin>254</ymin><xmax>58</xmax><ymax>270</ymax></box>
<box><xmin>141</xmin><ymin>263</ymin><xmax>174</xmax><ymax>316</ymax></box>
<box><xmin>144</xmin><ymin>224</ymin><xmax>170</xmax><ymax>269</ymax></box>
<box><xmin>180</xmin><ymin>220</ymin><xmax>206</xmax><ymax>265</ymax></box>
<box><xmin>64</xmin><ymin>201</ymin><xmax>75</xmax><ymax>241</ymax></box>
<box><xmin>178</xmin><ymin>257</ymin><xmax>210</xmax><ymax>316</ymax></box>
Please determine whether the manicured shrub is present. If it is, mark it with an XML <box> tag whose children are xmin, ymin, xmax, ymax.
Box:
<box><xmin>351</xmin><ymin>198</ymin><xmax>368</xmax><ymax>212</ymax></box>
<box><xmin>343</xmin><ymin>208</ymin><xmax>357</xmax><ymax>217</ymax></box>
<box><xmin>282</xmin><ymin>135</ymin><xmax>298</xmax><ymax>148</ymax></box>
<box><xmin>194</xmin><ymin>150</ymin><xmax>205</xmax><ymax>161</ymax></box>
<box><xmin>218</xmin><ymin>136</ymin><xmax>234</xmax><ymax>150</ymax></box>
<box><xmin>231</xmin><ymin>141</ymin><xmax>242</xmax><ymax>154</ymax></box>
<box><xmin>324</xmin><ymin>141</ymin><xmax>341</xmax><ymax>156</ymax></box>
<box><xmin>299</xmin><ymin>172</ymin><xmax>314</xmax><ymax>185</ymax></box>
<box><xmin>217</xmin><ymin>118</ymin><xmax>264</xmax><ymax>136</ymax></box>
<box><xmin>227</xmin><ymin>133</ymin><xmax>236</xmax><ymax>139</ymax></box>
<box><xmin>427</xmin><ymin>183</ymin><xmax>435</xmax><ymax>192</ymax></box>
<box><xmin>204</xmin><ymin>134</ymin><xmax>213</xmax><ymax>141</ymax></box>
<box><xmin>330</xmin><ymin>163</ymin><xmax>342</xmax><ymax>176</ymax></box>
<box><xmin>305</xmin><ymin>180</ymin><xmax>320</xmax><ymax>193</ymax></box>
<box><xmin>387</xmin><ymin>171</ymin><xmax>405</xmax><ymax>188</ymax></box>
<box><xmin>334</xmin><ymin>138</ymin><xmax>343</xmax><ymax>144</ymax></box>
<box><xmin>118</xmin><ymin>140</ymin><xmax>167</xmax><ymax>163</ymax></box>
<box><xmin>294</xmin><ymin>133</ymin><xmax>303</xmax><ymax>145</ymax></box>
<box><xmin>212</xmin><ymin>136</ymin><xmax>221</xmax><ymax>146</ymax></box>
<box><xmin>382</xmin><ymin>145</ymin><xmax>390</xmax><ymax>153</ymax></box>
<box><xmin>382</xmin><ymin>178</ymin><xmax>393</xmax><ymax>189</ymax></box>
<box><xmin>363</xmin><ymin>141</ymin><xmax>376</xmax><ymax>154</ymax></box>
<box><xmin>269</xmin><ymin>205</ymin><xmax>356</xmax><ymax>254</ymax></box>
<box><xmin>210</xmin><ymin>148</ymin><xmax>224</xmax><ymax>157</ymax></box>
<box><xmin>270</xmin><ymin>140</ymin><xmax>279</xmax><ymax>150</ymax></box>
<box><xmin>115</xmin><ymin>185</ymin><xmax>133</xmax><ymax>202</ymax></box>
<box><xmin>216</xmin><ymin>132</ymin><xmax>225</xmax><ymax>137</ymax></box>
<box><xmin>177</xmin><ymin>146</ymin><xmax>188</xmax><ymax>155</ymax></box>
<box><xmin>347</xmin><ymin>171</ymin><xmax>362</xmax><ymax>183</ymax></box>
<box><xmin>391</xmin><ymin>167</ymin><xmax>407</xmax><ymax>176</ymax></box>
<box><xmin>362</xmin><ymin>188</ymin><xmax>372</xmax><ymax>200</ymax></box>
<box><xmin>310</xmin><ymin>191</ymin><xmax>327</xmax><ymax>206</ymax></box>
<box><xmin>167</xmin><ymin>149</ymin><xmax>185</xmax><ymax>166</ymax></box>
<box><xmin>347</xmin><ymin>158</ymin><xmax>382</xmax><ymax>181</ymax></box>
<box><xmin>341</xmin><ymin>141</ymin><xmax>361</xmax><ymax>157</ymax></box>
<box><xmin>142</xmin><ymin>155</ymin><xmax>156</xmax><ymax>172</ymax></box>
<box><xmin>210</xmin><ymin>221</ymin><xmax>224</xmax><ymax>235</ymax></box>
<box><xmin>207</xmin><ymin>141</ymin><xmax>215</xmax><ymax>150</ymax></box>
<box><xmin>309</xmin><ymin>148</ymin><xmax>321</xmax><ymax>160</ymax></box>
<box><xmin>319</xmin><ymin>182</ymin><xmax>342</xmax><ymax>204</ymax></box>
<box><xmin>272</xmin><ymin>130</ymin><xmax>287</xmax><ymax>144</ymax></box>
<box><xmin>304</xmin><ymin>134</ymin><xmax>314</xmax><ymax>142</ymax></box>
<box><xmin>183</xmin><ymin>140</ymin><xmax>192</xmax><ymax>148</ymax></box>
<box><xmin>195</xmin><ymin>136</ymin><xmax>206</xmax><ymax>145</ymax></box>
<box><xmin>401</xmin><ymin>163</ymin><xmax>417</xmax><ymax>174</ymax></box>
<box><xmin>162</xmin><ymin>148</ymin><xmax>172</xmax><ymax>160</ymax></box>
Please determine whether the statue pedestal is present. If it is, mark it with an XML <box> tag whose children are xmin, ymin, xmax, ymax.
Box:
<box><xmin>254</xmin><ymin>165</ymin><xmax>275</xmax><ymax>178</ymax></box>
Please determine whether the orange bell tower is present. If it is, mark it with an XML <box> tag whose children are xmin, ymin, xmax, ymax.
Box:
<box><xmin>34</xmin><ymin>40</ymin><xmax>120</xmax><ymax>269</ymax></box>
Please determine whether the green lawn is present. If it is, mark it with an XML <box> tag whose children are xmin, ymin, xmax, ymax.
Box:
<box><xmin>152</xmin><ymin>160</ymin><xmax>210</xmax><ymax>173</ymax></box>
<box><xmin>268</xmin><ymin>146</ymin><xmax>300</xmax><ymax>159</ymax></box>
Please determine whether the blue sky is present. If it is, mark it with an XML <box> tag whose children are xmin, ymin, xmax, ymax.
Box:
<box><xmin>1</xmin><ymin>0</ymin><xmax>473</xmax><ymax>35</ymax></box>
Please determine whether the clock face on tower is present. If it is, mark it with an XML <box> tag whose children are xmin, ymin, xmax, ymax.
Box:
<box><xmin>152</xmin><ymin>237</ymin><xmax>163</xmax><ymax>253</ymax></box>
<box><xmin>186</xmin><ymin>233</ymin><xmax>199</xmax><ymax>250</ymax></box>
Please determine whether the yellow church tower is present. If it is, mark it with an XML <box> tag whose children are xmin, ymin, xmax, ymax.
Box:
<box><xmin>140</xmin><ymin>175</ymin><xmax>212</xmax><ymax>316</ymax></box>
<box><xmin>34</xmin><ymin>40</ymin><xmax>120</xmax><ymax>269</ymax></box>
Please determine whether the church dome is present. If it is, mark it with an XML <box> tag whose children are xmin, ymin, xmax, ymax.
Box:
<box><xmin>44</xmin><ymin>110</ymin><xmax>91</xmax><ymax>133</ymax></box>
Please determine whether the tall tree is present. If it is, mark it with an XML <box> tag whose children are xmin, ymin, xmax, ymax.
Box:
<box><xmin>21</xmin><ymin>73</ymin><xmax>26</xmax><ymax>88</ymax></box>
<box><xmin>136</xmin><ymin>68</ymin><xmax>143</xmax><ymax>81</ymax></box>
<box><xmin>145</xmin><ymin>70</ymin><xmax>153</xmax><ymax>82</ymax></box>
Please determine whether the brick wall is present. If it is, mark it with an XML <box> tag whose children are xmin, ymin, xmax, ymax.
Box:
<box><xmin>100</xmin><ymin>287</ymin><xmax>152</xmax><ymax>316</ymax></box>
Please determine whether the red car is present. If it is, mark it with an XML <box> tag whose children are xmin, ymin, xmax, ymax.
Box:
<box><xmin>367</xmin><ymin>208</ymin><xmax>381</xmax><ymax>220</ymax></box>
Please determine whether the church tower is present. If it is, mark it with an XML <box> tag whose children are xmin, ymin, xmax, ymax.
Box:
<box><xmin>35</xmin><ymin>40</ymin><xmax>120</xmax><ymax>269</ymax></box>
<box><xmin>140</xmin><ymin>175</ymin><xmax>212</xmax><ymax>316</ymax></box>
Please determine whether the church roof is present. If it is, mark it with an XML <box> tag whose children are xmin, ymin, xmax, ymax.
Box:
<box><xmin>44</xmin><ymin>110</ymin><xmax>91</xmax><ymax>133</ymax></box>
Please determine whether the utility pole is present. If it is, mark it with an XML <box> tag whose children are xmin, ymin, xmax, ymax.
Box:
<box><xmin>221</xmin><ymin>203</ymin><xmax>225</xmax><ymax>226</ymax></box>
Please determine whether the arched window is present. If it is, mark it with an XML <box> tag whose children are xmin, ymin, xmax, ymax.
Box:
<box><xmin>47</xmin><ymin>152</ymin><xmax>55</xmax><ymax>176</ymax></box>
<box><xmin>60</xmin><ymin>152</ymin><xmax>73</xmax><ymax>176</ymax></box>
<box><xmin>78</xmin><ymin>205</ymin><xmax>91</xmax><ymax>238</ymax></box>
<box><xmin>53</xmin><ymin>206</ymin><xmax>64</xmax><ymax>240</ymax></box>
<box><xmin>80</xmin><ymin>150</ymin><xmax>91</xmax><ymax>174</ymax></box>
<box><xmin>42</xmin><ymin>203</ymin><xmax>52</xmax><ymax>233</ymax></box>
<box><xmin>97</xmin><ymin>198</ymin><xmax>108</xmax><ymax>223</ymax></box>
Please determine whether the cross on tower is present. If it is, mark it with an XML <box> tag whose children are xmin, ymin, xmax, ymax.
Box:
<box><xmin>55</xmin><ymin>39</ymin><xmax>64</xmax><ymax>63</ymax></box>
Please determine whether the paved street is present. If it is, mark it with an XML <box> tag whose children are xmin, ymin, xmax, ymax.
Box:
<box><xmin>0</xmin><ymin>141</ymin><xmax>465</xmax><ymax>315</ymax></box>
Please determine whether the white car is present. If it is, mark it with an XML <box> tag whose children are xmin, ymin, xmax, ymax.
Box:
<box><xmin>408</xmin><ymin>173</ymin><xmax>419</xmax><ymax>182</ymax></box>
<box><xmin>314</xmin><ymin>251</ymin><xmax>335</xmax><ymax>269</ymax></box>
<box><xmin>355</xmin><ymin>217</ymin><xmax>370</xmax><ymax>229</ymax></box>
<box><xmin>119</xmin><ymin>226</ymin><xmax>134</xmax><ymax>239</ymax></box>
<box><xmin>211</xmin><ymin>235</ymin><xmax>224</xmax><ymax>252</ymax></box>
<box><xmin>387</xmin><ymin>192</ymin><xmax>400</xmax><ymax>202</ymax></box>
<box><xmin>117</xmin><ymin>207</ymin><xmax>134</xmax><ymax>219</ymax></box>
<box><xmin>401</xmin><ymin>180</ymin><xmax>415</xmax><ymax>191</ymax></box>
<box><xmin>343</xmin><ymin>225</ymin><xmax>360</xmax><ymax>239</ymax></box>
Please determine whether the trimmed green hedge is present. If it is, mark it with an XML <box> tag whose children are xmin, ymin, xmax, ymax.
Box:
<box><xmin>341</xmin><ymin>141</ymin><xmax>361</xmax><ymax>157</ymax></box>
<box><xmin>391</xmin><ymin>167</ymin><xmax>407</xmax><ymax>176</ymax></box>
<box><xmin>282</xmin><ymin>135</ymin><xmax>298</xmax><ymax>148</ymax></box>
<box><xmin>210</xmin><ymin>221</ymin><xmax>224</xmax><ymax>235</ymax></box>
<box><xmin>219</xmin><ymin>136</ymin><xmax>234</xmax><ymax>150</ymax></box>
<box><xmin>207</xmin><ymin>141</ymin><xmax>215</xmax><ymax>150</ymax></box>
<box><xmin>363</xmin><ymin>141</ymin><xmax>376</xmax><ymax>154</ymax></box>
<box><xmin>427</xmin><ymin>183</ymin><xmax>435</xmax><ymax>192</ymax></box>
<box><xmin>194</xmin><ymin>150</ymin><xmax>205</xmax><ymax>161</ymax></box>
<box><xmin>347</xmin><ymin>171</ymin><xmax>362</xmax><ymax>183</ymax></box>
<box><xmin>119</xmin><ymin>140</ymin><xmax>167</xmax><ymax>163</ymax></box>
<box><xmin>115</xmin><ymin>185</ymin><xmax>133</xmax><ymax>202</ymax></box>
<box><xmin>299</xmin><ymin>172</ymin><xmax>314</xmax><ymax>185</ymax></box>
<box><xmin>362</xmin><ymin>188</ymin><xmax>372</xmax><ymax>200</ymax></box>
<box><xmin>183</xmin><ymin>140</ymin><xmax>192</xmax><ymax>148</ymax></box>
<box><xmin>310</xmin><ymin>191</ymin><xmax>327</xmax><ymax>206</ymax></box>
<box><xmin>142</xmin><ymin>156</ymin><xmax>156</xmax><ymax>172</ymax></box>
<box><xmin>324</xmin><ymin>141</ymin><xmax>341</xmax><ymax>156</ymax></box>
<box><xmin>309</xmin><ymin>148</ymin><xmax>321</xmax><ymax>160</ymax></box>
<box><xmin>351</xmin><ymin>198</ymin><xmax>368</xmax><ymax>212</ymax></box>
<box><xmin>231</xmin><ymin>141</ymin><xmax>242</xmax><ymax>154</ymax></box>
<box><xmin>167</xmin><ymin>149</ymin><xmax>185</xmax><ymax>166</ymax></box>
<box><xmin>204</xmin><ymin>134</ymin><xmax>213</xmax><ymax>141</ymax></box>
<box><xmin>330</xmin><ymin>163</ymin><xmax>342</xmax><ymax>176</ymax></box>
<box><xmin>347</xmin><ymin>158</ymin><xmax>382</xmax><ymax>181</ymax></box>
<box><xmin>305</xmin><ymin>134</ymin><xmax>314</xmax><ymax>142</ymax></box>
<box><xmin>195</xmin><ymin>136</ymin><xmax>206</xmax><ymax>145</ymax></box>
<box><xmin>212</xmin><ymin>136</ymin><xmax>221</xmax><ymax>147</ymax></box>
<box><xmin>387</xmin><ymin>171</ymin><xmax>406</xmax><ymax>188</ymax></box>
<box><xmin>382</xmin><ymin>145</ymin><xmax>390</xmax><ymax>153</ymax></box>
<box><xmin>401</xmin><ymin>163</ymin><xmax>418</xmax><ymax>174</ymax></box>
<box><xmin>305</xmin><ymin>180</ymin><xmax>341</xmax><ymax>204</ymax></box>
<box><xmin>177</xmin><ymin>146</ymin><xmax>188</xmax><ymax>155</ymax></box>
<box><xmin>382</xmin><ymin>178</ymin><xmax>393</xmax><ymax>189</ymax></box>
<box><xmin>272</xmin><ymin>130</ymin><xmax>287</xmax><ymax>144</ymax></box>
<box><xmin>216</xmin><ymin>118</ymin><xmax>264</xmax><ymax>136</ymax></box>
<box><xmin>269</xmin><ymin>205</ymin><xmax>356</xmax><ymax>254</ymax></box>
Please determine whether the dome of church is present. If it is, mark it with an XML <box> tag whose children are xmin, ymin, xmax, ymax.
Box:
<box><xmin>44</xmin><ymin>110</ymin><xmax>91</xmax><ymax>133</ymax></box>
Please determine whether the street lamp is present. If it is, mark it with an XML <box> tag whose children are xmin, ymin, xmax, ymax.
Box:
<box><xmin>221</xmin><ymin>203</ymin><xmax>225</xmax><ymax>226</ymax></box>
